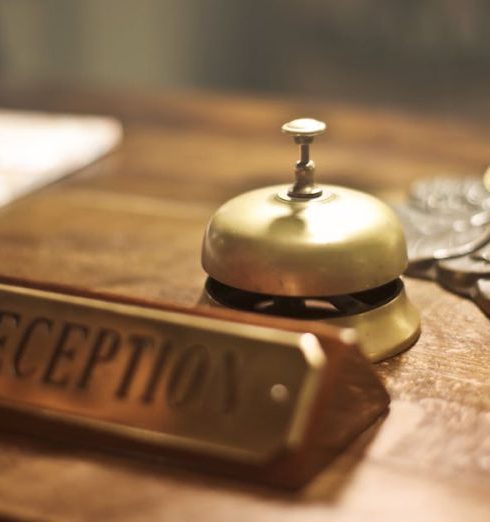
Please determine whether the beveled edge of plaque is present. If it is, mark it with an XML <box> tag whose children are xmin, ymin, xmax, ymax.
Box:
<box><xmin>287</xmin><ymin>333</ymin><xmax>327</xmax><ymax>448</ymax></box>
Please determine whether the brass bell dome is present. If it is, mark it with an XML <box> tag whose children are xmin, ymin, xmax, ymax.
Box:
<box><xmin>201</xmin><ymin>118</ymin><xmax>420</xmax><ymax>362</ymax></box>
<box><xmin>202</xmin><ymin>184</ymin><xmax>407</xmax><ymax>297</ymax></box>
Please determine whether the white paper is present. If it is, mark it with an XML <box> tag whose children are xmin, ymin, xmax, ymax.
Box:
<box><xmin>0</xmin><ymin>110</ymin><xmax>123</xmax><ymax>206</ymax></box>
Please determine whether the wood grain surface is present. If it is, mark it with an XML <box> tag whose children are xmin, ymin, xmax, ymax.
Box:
<box><xmin>0</xmin><ymin>87</ymin><xmax>488</xmax><ymax>521</ymax></box>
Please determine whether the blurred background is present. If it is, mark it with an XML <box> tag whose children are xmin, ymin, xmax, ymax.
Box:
<box><xmin>1</xmin><ymin>0</ymin><xmax>490</xmax><ymax>118</ymax></box>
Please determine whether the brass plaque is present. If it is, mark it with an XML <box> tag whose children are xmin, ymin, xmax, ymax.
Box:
<box><xmin>0</xmin><ymin>283</ymin><xmax>325</xmax><ymax>463</ymax></box>
<box><xmin>0</xmin><ymin>283</ymin><xmax>389</xmax><ymax>487</ymax></box>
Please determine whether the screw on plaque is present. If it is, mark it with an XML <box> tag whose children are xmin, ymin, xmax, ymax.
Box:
<box><xmin>281</xmin><ymin>118</ymin><xmax>326</xmax><ymax>199</ymax></box>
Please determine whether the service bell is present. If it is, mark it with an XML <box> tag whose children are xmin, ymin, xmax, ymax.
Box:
<box><xmin>200</xmin><ymin>118</ymin><xmax>420</xmax><ymax>361</ymax></box>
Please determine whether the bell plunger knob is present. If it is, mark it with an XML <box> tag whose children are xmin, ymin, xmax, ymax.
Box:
<box><xmin>281</xmin><ymin>118</ymin><xmax>326</xmax><ymax>199</ymax></box>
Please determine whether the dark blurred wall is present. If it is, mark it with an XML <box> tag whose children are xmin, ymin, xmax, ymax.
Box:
<box><xmin>1</xmin><ymin>0</ymin><xmax>489</xmax><ymax>112</ymax></box>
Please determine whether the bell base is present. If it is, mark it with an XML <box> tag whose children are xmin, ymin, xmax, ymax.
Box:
<box><xmin>200</xmin><ymin>278</ymin><xmax>420</xmax><ymax>363</ymax></box>
<box><xmin>323</xmin><ymin>284</ymin><xmax>420</xmax><ymax>362</ymax></box>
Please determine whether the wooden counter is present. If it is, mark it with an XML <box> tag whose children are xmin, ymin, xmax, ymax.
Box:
<box><xmin>0</xmin><ymin>87</ymin><xmax>488</xmax><ymax>521</ymax></box>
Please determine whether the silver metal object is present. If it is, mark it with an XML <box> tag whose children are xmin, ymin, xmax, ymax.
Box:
<box><xmin>437</xmin><ymin>243</ymin><xmax>490</xmax><ymax>296</ymax></box>
<box><xmin>395</xmin><ymin>204</ymin><xmax>490</xmax><ymax>265</ymax></box>
<box><xmin>280</xmin><ymin>118</ymin><xmax>326</xmax><ymax>200</ymax></box>
<box><xmin>409</xmin><ymin>176</ymin><xmax>490</xmax><ymax>217</ymax></box>
<box><xmin>396</xmin><ymin>175</ymin><xmax>490</xmax><ymax>264</ymax></box>
<box><xmin>476</xmin><ymin>279</ymin><xmax>490</xmax><ymax>316</ymax></box>
<box><xmin>395</xmin><ymin>172</ymin><xmax>490</xmax><ymax>317</ymax></box>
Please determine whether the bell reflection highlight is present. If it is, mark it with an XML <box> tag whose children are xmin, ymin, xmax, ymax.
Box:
<box><xmin>201</xmin><ymin>119</ymin><xmax>420</xmax><ymax>362</ymax></box>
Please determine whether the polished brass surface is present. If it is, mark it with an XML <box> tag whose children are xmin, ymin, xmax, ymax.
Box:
<box><xmin>325</xmin><ymin>281</ymin><xmax>420</xmax><ymax>362</ymax></box>
<box><xmin>0</xmin><ymin>282</ymin><xmax>390</xmax><ymax>488</ymax></box>
<box><xmin>0</xmin><ymin>283</ymin><xmax>325</xmax><ymax>463</ymax></box>
<box><xmin>202</xmin><ymin>184</ymin><xmax>408</xmax><ymax>296</ymax></box>
<box><xmin>201</xmin><ymin>117</ymin><xmax>418</xmax><ymax>361</ymax></box>
<box><xmin>201</xmin><ymin>278</ymin><xmax>420</xmax><ymax>362</ymax></box>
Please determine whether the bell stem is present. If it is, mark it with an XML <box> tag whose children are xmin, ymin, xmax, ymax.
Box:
<box><xmin>300</xmin><ymin>143</ymin><xmax>310</xmax><ymax>165</ymax></box>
